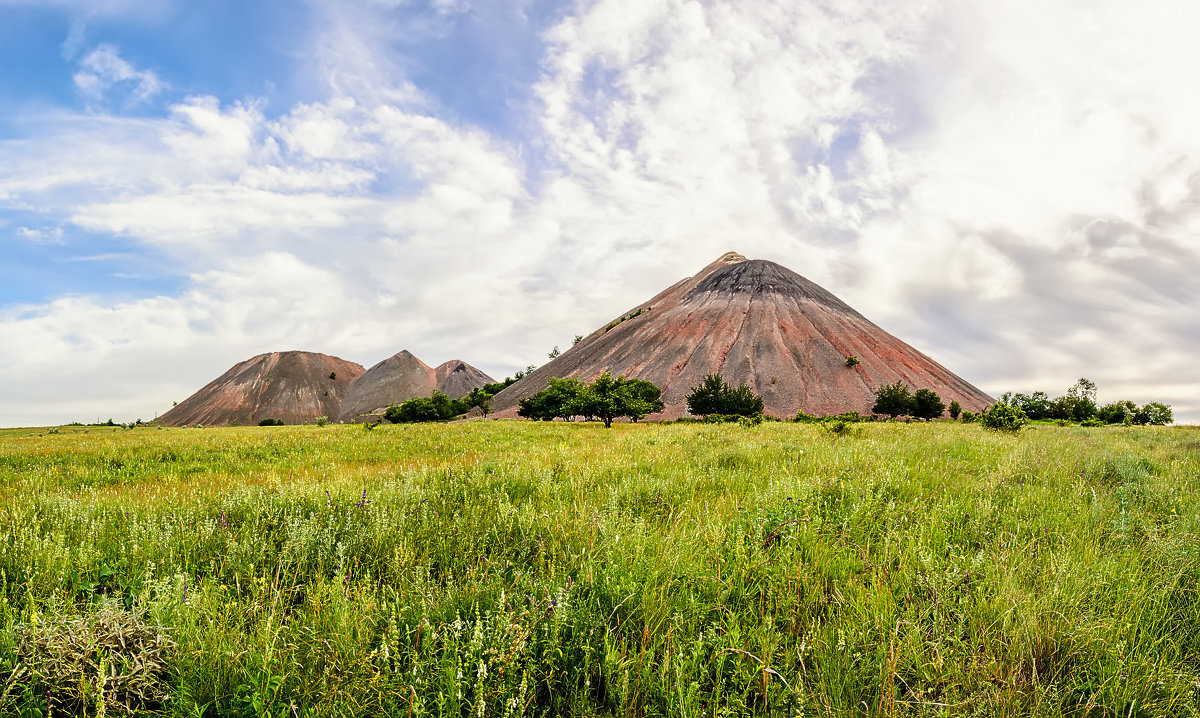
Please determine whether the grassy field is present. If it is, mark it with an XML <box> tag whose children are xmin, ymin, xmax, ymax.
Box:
<box><xmin>0</xmin><ymin>420</ymin><xmax>1198</xmax><ymax>717</ymax></box>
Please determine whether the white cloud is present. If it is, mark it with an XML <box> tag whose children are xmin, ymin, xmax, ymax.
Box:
<box><xmin>16</xmin><ymin>226</ymin><xmax>65</xmax><ymax>244</ymax></box>
<box><xmin>1</xmin><ymin>0</ymin><xmax>1199</xmax><ymax>425</ymax></box>
<box><xmin>74</xmin><ymin>45</ymin><xmax>165</xmax><ymax>104</ymax></box>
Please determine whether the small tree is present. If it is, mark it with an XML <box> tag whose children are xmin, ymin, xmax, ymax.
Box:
<box><xmin>1098</xmin><ymin>400</ymin><xmax>1136</xmax><ymax>424</ymax></box>
<box><xmin>519</xmin><ymin>377</ymin><xmax>588</xmax><ymax>421</ymax></box>
<box><xmin>1136</xmin><ymin>402</ymin><xmax>1173</xmax><ymax>425</ymax></box>
<box><xmin>912</xmin><ymin>388</ymin><xmax>946</xmax><ymax>421</ymax></box>
<box><xmin>579</xmin><ymin>372</ymin><xmax>624</xmax><ymax>428</ymax></box>
<box><xmin>948</xmin><ymin>401</ymin><xmax>961</xmax><ymax>420</ymax></box>
<box><xmin>329</xmin><ymin>372</ymin><xmax>337</xmax><ymax>380</ymax></box>
<box><xmin>467</xmin><ymin>388</ymin><xmax>493</xmax><ymax>417</ymax></box>
<box><xmin>979</xmin><ymin>403</ymin><xmax>1028</xmax><ymax>432</ymax></box>
<box><xmin>622</xmin><ymin>379</ymin><xmax>665</xmax><ymax>421</ymax></box>
<box><xmin>872</xmin><ymin>381</ymin><xmax>914</xmax><ymax>419</ymax></box>
<box><xmin>685</xmin><ymin>374</ymin><xmax>726</xmax><ymax>417</ymax></box>
<box><xmin>519</xmin><ymin>374</ymin><xmax>663</xmax><ymax>427</ymax></box>
<box><xmin>548</xmin><ymin>346</ymin><xmax>560</xmax><ymax>359</ymax></box>
<box><xmin>845</xmin><ymin>355</ymin><xmax>860</xmax><ymax>368</ymax></box>
<box><xmin>685</xmin><ymin>374</ymin><xmax>763</xmax><ymax>418</ymax></box>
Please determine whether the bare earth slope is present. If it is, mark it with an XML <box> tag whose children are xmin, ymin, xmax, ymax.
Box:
<box><xmin>490</xmin><ymin>252</ymin><xmax>992</xmax><ymax>419</ymax></box>
<box><xmin>158</xmin><ymin>351</ymin><xmax>365</xmax><ymax>427</ymax></box>
<box><xmin>337</xmin><ymin>351</ymin><xmax>493</xmax><ymax>423</ymax></box>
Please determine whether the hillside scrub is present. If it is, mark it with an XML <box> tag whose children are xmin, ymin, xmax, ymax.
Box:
<box><xmin>0</xmin><ymin>422</ymin><xmax>1198</xmax><ymax>716</ymax></box>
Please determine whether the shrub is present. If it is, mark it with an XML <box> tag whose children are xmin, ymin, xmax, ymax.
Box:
<box><xmin>1098</xmin><ymin>400</ymin><xmax>1137</xmax><ymax>424</ymax></box>
<box><xmin>315</xmin><ymin>416</ymin><xmax>330</xmax><ymax>427</ymax></box>
<box><xmin>385</xmin><ymin>391</ymin><xmax>469</xmax><ymax>423</ymax></box>
<box><xmin>519</xmin><ymin>374</ymin><xmax>664</xmax><ymax>427</ymax></box>
<box><xmin>686</xmin><ymin>374</ymin><xmax>764</xmax><ymax>418</ymax></box>
<box><xmin>845</xmin><ymin>355</ymin><xmax>860</xmax><ymax>368</ymax></box>
<box><xmin>979</xmin><ymin>403</ymin><xmax>1029</xmax><ymax>432</ymax></box>
<box><xmin>257</xmin><ymin>418</ymin><xmax>284</xmax><ymax>426</ymax></box>
<box><xmin>912</xmin><ymin>388</ymin><xmax>946</xmax><ymax>421</ymax></box>
<box><xmin>1136</xmin><ymin>402</ymin><xmax>1173</xmax><ymax>425</ymax></box>
<box><xmin>948</xmin><ymin>401</ymin><xmax>961</xmax><ymax>420</ymax></box>
<box><xmin>826</xmin><ymin>419</ymin><xmax>857</xmax><ymax>436</ymax></box>
<box><xmin>960</xmin><ymin>411</ymin><xmax>977</xmax><ymax>423</ymax></box>
<box><xmin>1081</xmin><ymin>418</ymin><xmax>1105</xmax><ymax>427</ymax></box>
<box><xmin>872</xmin><ymin>380</ymin><xmax>914</xmax><ymax>419</ymax></box>
<box><xmin>703</xmin><ymin>413</ymin><xmax>763</xmax><ymax>425</ymax></box>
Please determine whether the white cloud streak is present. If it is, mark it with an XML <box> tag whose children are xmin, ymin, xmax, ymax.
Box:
<box><xmin>1</xmin><ymin>0</ymin><xmax>1198</xmax><ymax>425</ymax></box>
<box><xmin>73</xmin><ymin>44</ymin><xmax>166</xmax><ymax>104</ymax></box>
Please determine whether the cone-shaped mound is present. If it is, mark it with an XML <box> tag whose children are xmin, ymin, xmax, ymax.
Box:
<box><xmin>337</xmin><ymin>351</ymin><xmax>493</xmax><ymax>423</ymax></box>
<box><xmin>158</xmin><ymin>351</ymin><xmax>365</xmax><ymax>427</ymax></box>
<box><xmin>490</xmin><ymin>252</ymin><xmax>992</xmax><ymax>419</ymax></box>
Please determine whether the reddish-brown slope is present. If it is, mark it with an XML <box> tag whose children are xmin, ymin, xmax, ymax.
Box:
<box><xmin>158</xmin><ymin>351</ymin><xmax>364</xmax><ymax>427</ymax></box>
<box><xmin>337</xmin><ymin>351</ymin><xmax>493</xmax><ymax>423</ymax></box>
<box><xmin>490</xmin><ymin>252</ymin><xmax>992</xmax><ymax>419</ymax></box>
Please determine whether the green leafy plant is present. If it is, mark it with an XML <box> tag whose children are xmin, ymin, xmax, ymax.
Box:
<box><xmin>979</xmin><ymin>403</ymin><xmax>1029</xmax><ymax>432</ymax></box>
<box><xmin>871</xmin><ymin>380</ymin><xmax>914</xmax><ymax>419</ymax></box>
<box><xmin>911</xmin><ymin>388</ymin><xmax>946</xmax><ymax>421</ymax></box>
<box><xmin>685</xmin><ymin>374</ymin><xmax>764</xmax><ymax>418</ymax></box>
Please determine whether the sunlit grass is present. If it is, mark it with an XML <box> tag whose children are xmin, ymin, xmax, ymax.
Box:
<box><xmin>1</xmin><ymin>420</ymin><xmax>1198</xmax><ymax>716</ymax></box>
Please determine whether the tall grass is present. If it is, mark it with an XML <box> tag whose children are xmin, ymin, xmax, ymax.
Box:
<box><xmin>0</xmin><ymin>421</ymin><xmax>1198</xmax><ymax>716</ymax></box>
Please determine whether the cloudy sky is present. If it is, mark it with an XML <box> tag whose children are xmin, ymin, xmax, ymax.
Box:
<box><xmin>1</xmin><ymin>0</ymin><xmax>1197</xmax><ymax>427</ymax></box>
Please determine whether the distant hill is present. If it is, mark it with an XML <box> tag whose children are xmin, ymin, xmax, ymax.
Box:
<box><xmin>337</xmin><ymin>350</ymin><xmax>493</xmax><ymax>423</ymax></box>
<box><xmin>490</xmin><ymin>251</ymin><xmax>992</xmax><ymax>419</ymax></box>
<box><xmin>158</xmin><ymin>351</ymin><xmax>365</xmax><ymax>427</ymax></box>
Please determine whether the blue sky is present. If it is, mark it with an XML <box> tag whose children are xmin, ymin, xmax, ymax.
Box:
<box><xmin>2</xmin><ymin>0</ymin><xmax>1199</xmax><ymax>426</ymax></box>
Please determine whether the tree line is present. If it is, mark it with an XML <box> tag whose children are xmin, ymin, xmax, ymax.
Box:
<box><xmin>378</xmin><ymin>369</ymin><xmax>1174</xmax><ymax>430</ymax></box>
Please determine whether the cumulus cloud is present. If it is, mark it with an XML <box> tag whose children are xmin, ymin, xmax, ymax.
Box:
<box><xmin>1</xmin><ymin>0</ymin><xmax>1198</xmax><ymax>425</ymax></box>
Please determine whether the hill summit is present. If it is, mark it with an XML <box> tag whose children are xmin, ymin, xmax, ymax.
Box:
<box><xmin>158</xmin><ymin>351</ymin><xmax>365</xmax><ymax>427</ymax></box>
<box><xmin>490</xmin><ymin>252</ymin><xmax>992</xmax><ymax>418</ymax></box>
<box><xmin>337</xmin><ymin>351</ymin><xmax>493</xmax><ymax>423</ymax></box>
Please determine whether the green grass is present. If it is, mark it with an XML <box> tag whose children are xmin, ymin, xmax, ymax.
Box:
<box><xmin>1</xmin><ymin>420</ymin><xmax>1199</xmax><ymax>716</ymax></box>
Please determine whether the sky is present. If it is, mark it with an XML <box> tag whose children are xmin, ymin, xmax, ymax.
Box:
<box><xmin>1</xmin><ymin>0</ymin><xmax>1198</xmax><ymax>427</ymax></box>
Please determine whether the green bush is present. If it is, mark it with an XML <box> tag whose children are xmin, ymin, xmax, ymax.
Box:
<box><xmin>385</xmin><ymin>391</ymin><xmax>469</xmax><ymax>423</ymax></box>
<box><xmin>872</xmin><ymin>380</ymin><xmax>914</xmax><ymax>419</ymax></box>
<box><xmin>948</xmin><ymin>401</ymin><xmax>961</xmax><ymax>420</ymax></box>
<box><xmin>257</xmin><ymin>418</ymin><xmax>284</xmax><ymax>427</ymax></box>
<box><xmin>1136</xmin><ymin>402</ymin><xmax>1173</xmax><ymax>426</ymax></box>
<box><xmin>703</xmin><ymin>413</ymin><xmax>763</xmax><ymax>425</ymax></box>
<box><xmin>912</xmin><ymin>388</ymin><xmax>946</xmax><ymax>421</ymax></box>
<box><xmin>979</xmin><ymin>403</ymin><xmax>1029</xmax><ymax>432</ymax></box>
<box><xmin>686</xmin><ymin>374</ymin><xmax>764</xmax><ymax>418</ymax></box>
<box><xmin>518</xmin><ymin>374</ymin><xmax>664</xmax><ymax>427</ymax></box>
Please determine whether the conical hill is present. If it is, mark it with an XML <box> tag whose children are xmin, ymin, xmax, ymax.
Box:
<box><xmin>490</xmin><ymin>252</ymin><xmax>992</xmax><ymax>419</ymax></box>
<box><xmin>158</xmin><ymin>351</ymin><xmax>365</xmax><ymax>427</ymax></box>
<box><xmin>337</xmin><ymin>350</ymin><xmax>493</xmax><ymax>423</ymax></box>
